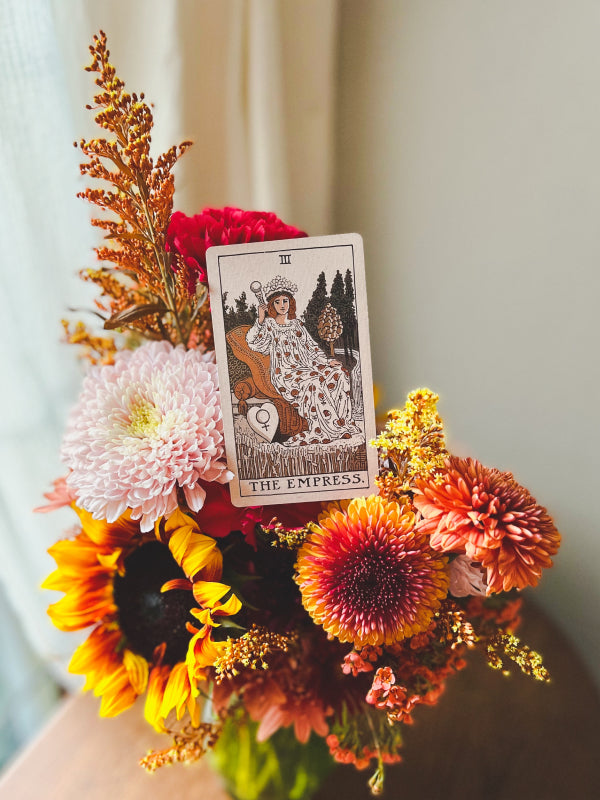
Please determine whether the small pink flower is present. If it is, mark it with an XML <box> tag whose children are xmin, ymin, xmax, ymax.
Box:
<box><xmin>341</xmin><ymin>646</ymin><xmax>381</xmax><ymax>677</ymax></box>
<box><xmin>372</xmin><ymin>666</ymin><xmax>396</xmax><ymax>693</ymax></box>
<box><xmin>35</xmin><ymin>476</ymin><xmax>76</xmax><ymax>513</ymax></box>
<box><xmin>61</xmin><ymin>341</ymin><xmax>232</xmax><ymax>531</ymax></box>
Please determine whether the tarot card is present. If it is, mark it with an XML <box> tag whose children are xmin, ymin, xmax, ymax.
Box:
<box><xmin>207</xmin><ymin>233</ymin><xmax>378</xmax><ymax>507</ymax></box>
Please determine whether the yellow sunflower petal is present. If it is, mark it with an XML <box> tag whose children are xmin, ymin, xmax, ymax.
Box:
<box><xmin>41</xmin><ymin>570</ymin><xmax>74</xmax><ymax>592</ymax></box>
<box><xmin>160</xmin><ymin>662</ymin><xmax>204</xmax><ymax>727</ymax></box>
<box><xmin>166</xmin><ymin>526</ymin><xmax>192</xmax><ymax>566</ymax></box>
<box><xmin>161</xmin><ymin>509</ymin><xmax>223</xmax><ymax>581</ymax></box>
<box><xmin>46</xmin><ymin>537</ymin><xmax>101</xmax><ymax>571</ymax></box>
<box><xmin>144</xmin><ymin>666</ymin><xmax>170</xmax><ymax>733</ymax></box>
<box><xmin>160</xmin><ymin>662</ymin><xmax>191</xmax><ymax>721</ymax></box>
<box><xmin>190</xmin><ymin>607</ymin><xmax>213</xmax><ymax>627</ymax></box>
<box><xmin>96</xmin><ymin>666</ymin><xmax>138</xmax><ymax>717</ymax></box>
<box><xmin>73</xmin><ymin>505</ymin><xmax>139</xmax><ymax>546</ymax></box>
<box><xmin>215</xmin><ymin>592</ymin><xmax>243</xmax><ymax>617</ymax></box>
<box><xmin>187</xmin><ymin>628</ymin><xmax>226</xmax><ymax>672</ymax></box>
<box><xmin>97</xmin><ymin>549</ymin><xmax>124</xmax><ymax>571</ymax></box>
<box><xmin>68</xmin><ymin>625</ymin><xmax>122</xmax><ymax>689</ymax></box>
<box><xmin>192</xmin><ymin>580</ymin><xmax>232</xmax><ymax>609</ymax></box>
<box><xmin>48</xmin><ymin>587</ymin><xmax>116</xmax><ymax>632</ymax></box>
<box><xmin>188</xmin><ymin>691</ymin><xmax>202</xmax><ymax>728</ymax></box>
<box><xmin>181</xmin><ymin>533</ymin><xmax>222</xmax><ymax>581</ymax></box>
<box><xmin>123</xmin><ymin>649</ymin><xmax>149</xmax><ymax>695</ymax></box>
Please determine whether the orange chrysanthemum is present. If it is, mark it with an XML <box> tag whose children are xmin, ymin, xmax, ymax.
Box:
<box><xmin>44</xmin><ymin>506</ymin><xmax>240</xmax><ymax>726</ymax></box>
<box><xmin>295</xmin><ymin>496</ymin><xmax>449</xmax><ymax>647</ymax></box>
<box><xmin>413</xmin><ymin>456</ymin><xmax>561</xmax><ymax>593</ymax></box>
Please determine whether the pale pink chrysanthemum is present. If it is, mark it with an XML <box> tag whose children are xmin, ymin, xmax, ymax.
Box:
<box><xmin>61</xmin><ymin>341</ymin><xmax>232</xmax><ymax>531</ymax></box>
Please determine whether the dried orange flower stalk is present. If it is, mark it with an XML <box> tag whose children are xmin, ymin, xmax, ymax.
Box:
<box><xmin>139</xmin><ymin>721</ymin><xmax>223</xmax><ymax>772</ymax></box>
<box><xmin>74</xmin><ymin>31</ymin><xmax>204</xmax><ymax>348</ymax></box>
<box><xmin>372</xmin><ymin>388</ymin><xmax>447</xmax><ymax>497</ymax></box>
<box><xmin>433</xmin><ymin>601</ymin><xmax>477</xmax><ymax>650</ymax></box>
<box><xmin>214</xmin><ymin>625</ymin><xmax>297</xmax><ymax>682</ymax></box>
<box><xmin>61</xmin><ymin>320</ymin><xmax>118</xmax><ymax>365</ymax></box>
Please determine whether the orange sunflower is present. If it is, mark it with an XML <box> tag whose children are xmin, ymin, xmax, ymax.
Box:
<box><xmin>44</xmin><ymin>506</ymin><xmax>241</xmax><ymax>729</ymax></box>
<box><xmin>295</xmin><ymin>496</ymin><xmax>449</xmax><ymax>647</ymax></box>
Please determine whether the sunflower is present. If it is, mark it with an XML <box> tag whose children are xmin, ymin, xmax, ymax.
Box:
<box><xmin>44</xmin><ymin>506</ymin><xmax>241</xmax><ymax>729</ymax></box>
<box><xmin>295</xmin><ymin>496</ymin><xmax>449</xmax><ymax>647</ymax></box>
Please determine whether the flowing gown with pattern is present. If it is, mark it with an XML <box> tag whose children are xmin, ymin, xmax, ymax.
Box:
<box><xmin>246</xmin><ymin>317</ymin><xmax>361</xmax><ymax>446</ymax></box>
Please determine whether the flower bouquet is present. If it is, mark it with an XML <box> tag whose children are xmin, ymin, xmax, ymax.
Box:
<box><xmin>40</xmin><ymin>33</ymin><xmax>561</xmax><ymax>799</ymax></box>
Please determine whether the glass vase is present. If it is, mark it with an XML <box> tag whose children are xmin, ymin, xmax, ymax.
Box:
<box><xmin>211</xmin><ymin>716</ymin><xmax>334</xmax><ymax>800</ymax></box>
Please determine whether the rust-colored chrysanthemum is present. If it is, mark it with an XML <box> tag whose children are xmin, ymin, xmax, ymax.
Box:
<box><xmin>295</xmin><ymin>496</ymin><xmax>449</xmax><ymax>647</ymax></box>
<box><xmin>414</xmin><ymin>456</ymin><xmax>561</xmax><ymax>593</ymax></box>
<box><xmin>44</xmin><ymin>506</ymin><xmax>240</xmax><ymax>726</ymax></box>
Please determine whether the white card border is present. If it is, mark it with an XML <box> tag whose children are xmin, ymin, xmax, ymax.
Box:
<box><xmin>207</xmin><ymin>233</ymin><xmax>379</xmax><ymax>507</ymax></box>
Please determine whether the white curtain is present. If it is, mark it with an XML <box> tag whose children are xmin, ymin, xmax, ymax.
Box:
<box><xmin>51</xmin><ymin>0</ymin><xmax>339</xmax><ymax>232</ymax></box>
<box><xmin>0</xmin><ymin>0</ymin><xmax>97</xmax><ymax>686</ymax></box>
<box><xmin>0</xmin><ymin>0</ymin><xmax>339</xmax><ymax>703</ymax></box>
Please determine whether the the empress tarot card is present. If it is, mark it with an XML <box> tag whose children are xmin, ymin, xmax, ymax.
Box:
<box><xmin>207</xmin><ymin>233</ymin><xmax>378</xmax><ymax>507</ymax></box>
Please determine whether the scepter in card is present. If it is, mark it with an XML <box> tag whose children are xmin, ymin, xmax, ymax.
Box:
<box><xmin>207</xmin><ymin>233</ymin><xmax>379</xmax><ymax>507</ymax></box>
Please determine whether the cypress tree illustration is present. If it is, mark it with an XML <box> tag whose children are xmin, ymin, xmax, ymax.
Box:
<box><xmin>222</xmin><ymin>291</ymin><xmax>234</xmax><ymax>328</ymax></box>
<box><xmin>343</xmin><ymin>268</ymin><xmax>358</xmax><ymax>354</ymax></box>
<box><xmin>330</xmin><ymin>270</ymin><xmax>345</xmax><ymax>312</ymax></box>
<box><xmin>234</xmin><ymin>291</ymin><xmax>256</xmax><ymax>326</ymax></box>
<box><xmin>302</xmin><ymin>270</ymin><xmax>329</xmax><ymax>342</ymax></box>
<box><xmin>329</xmin><ymin>270</ymin><xmax>347</xmax><ymax>359</ymax></box>
<box><xmin>224</xmin><ymin>291</ymin><xmax>255</xmax><ymax>385</ymax></box>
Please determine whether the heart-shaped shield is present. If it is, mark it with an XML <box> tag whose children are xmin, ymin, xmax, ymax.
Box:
<box><xmin>247</xmin><ymin>402</ymin><xmax>279</xmax><ymax>442</ymax></box>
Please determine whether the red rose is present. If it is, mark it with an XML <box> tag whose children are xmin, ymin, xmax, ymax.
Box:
<box><xmin>259</xmin><ymin>500</ymin><xmax>323</xmax><ymax>531</ymax></box>
<box><xmin>194</xmin><ymin>481</ymin><xmax>262</xmax><ymax>544</ymax></box>
<box><xmin>166</xmin><ymin>207</ymin><xmax>307</xmax><ymax>294</ymax></box>
<box><xmin>193</xmin><ymin>481</ymin><xmax>322</xmax><ymax>548</ymax></box>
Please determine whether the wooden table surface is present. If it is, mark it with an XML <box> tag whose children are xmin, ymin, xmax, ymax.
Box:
<box><xmin>1</xmin><ymin>600</ymin><xmax>599</xmax><ymax>799</ymax></box>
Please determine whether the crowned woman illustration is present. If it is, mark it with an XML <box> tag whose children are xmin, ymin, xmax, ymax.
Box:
<box><xmin>246</xmin><ymin>276</ymin><xmax>362</xmax><ymax>447</ymax></box>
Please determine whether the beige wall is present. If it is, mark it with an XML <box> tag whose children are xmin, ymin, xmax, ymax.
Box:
<box><xmin>336</xmin><ymin>1</ymin><xmax>600</xmax><ymax>686</ymax></box>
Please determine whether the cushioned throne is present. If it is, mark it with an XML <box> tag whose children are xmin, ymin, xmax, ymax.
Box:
<box><xmin>226</xmin><ymin>325</ymin><xmax>308</xmax><ymax>438</ymax></box>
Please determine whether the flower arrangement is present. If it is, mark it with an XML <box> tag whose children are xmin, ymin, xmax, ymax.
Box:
<box><xmin>40</xmin><ymin>33</ymin><xmax>560</xmax><ymax>798</ymax></box>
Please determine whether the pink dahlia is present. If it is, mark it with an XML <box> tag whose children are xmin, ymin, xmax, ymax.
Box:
<box><xmin>166</xmin><ymin>207</ymin><xmax>307</xmax><ymax>293</ymax></box>
<box><xmin>61</xmin><ymin>341</ymin><xmax>232</xmax><ymax>532</ymax></box>
<box><xmin>414</xmin><ymin>456</ymin><xmax>561</xmax><ymax>593</ymax></box>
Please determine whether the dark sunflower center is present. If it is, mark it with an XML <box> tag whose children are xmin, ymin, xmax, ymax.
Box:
<box><xmin>113</xmin><ymin>541</ymin><xmax>196</xmax><ymax>664</ymax></box>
